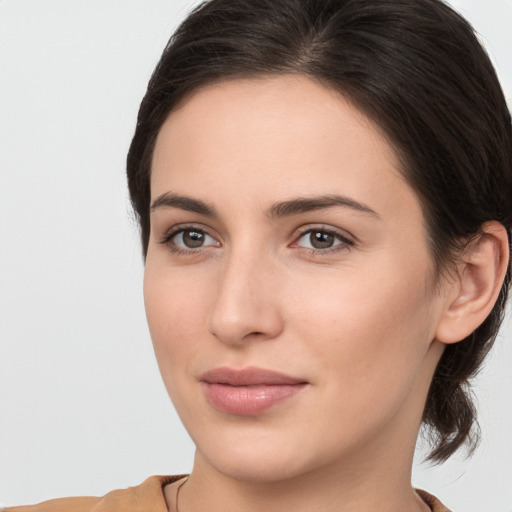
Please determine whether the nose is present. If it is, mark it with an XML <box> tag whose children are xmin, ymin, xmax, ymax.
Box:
<box><xmin>207</xmin><ymin>249</ymin><xmax>284</xmax><ymax>346</ymax></box>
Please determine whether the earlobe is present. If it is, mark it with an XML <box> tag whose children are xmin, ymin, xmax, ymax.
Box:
<box><xmin>435</xmin><ymin>221</ymin><xmax>510</xmax><ymax>345</ymax></box>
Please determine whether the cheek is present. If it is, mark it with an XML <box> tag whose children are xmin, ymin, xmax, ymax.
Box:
<box><xmin>143</xmin><ymin>262</ymin><xmax>209</xmax><ymax>384</ymax></box>
<box><xmin>291</xmin><ymin>254</ymin><xmax>436</xmax><ymax>390</ymax></box>
<box><xmin>283</xmin><ymin>265</ymin><xmax>437</xmax><ymax>453</ymax></box>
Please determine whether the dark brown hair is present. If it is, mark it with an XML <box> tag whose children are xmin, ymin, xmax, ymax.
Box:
<box><xmin>127</xmin><ymin>0</ymin><xmax>512</xmax><ymax>462</ymax></box>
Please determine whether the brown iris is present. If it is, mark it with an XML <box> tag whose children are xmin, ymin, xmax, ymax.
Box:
<box><xmin>309</xmin><ymin>231</ymin><xmax>335</xmax><ymax>249</ymax></box>
<box><xmin>182</xmin><ymin>229</ymin><xmax>205</xmax><ymax>248</ymax></box>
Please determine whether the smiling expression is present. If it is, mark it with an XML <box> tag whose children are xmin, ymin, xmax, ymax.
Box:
<box><xmin>144</xmin><ymin>75</ymin><xmax>450</xmax><ymax>482</ymax></box>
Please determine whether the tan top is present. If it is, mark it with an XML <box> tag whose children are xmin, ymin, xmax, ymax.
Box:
<box><xmin>3</xmin><ymin>476</ymin><xmax>451</xmax><ymax>511</ymax></box>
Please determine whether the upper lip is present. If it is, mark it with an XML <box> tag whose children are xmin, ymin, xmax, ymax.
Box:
<box><xmin>200</xmin><ymin>367</ymin><xmax>307</xmax><ymax>386</ymax></box>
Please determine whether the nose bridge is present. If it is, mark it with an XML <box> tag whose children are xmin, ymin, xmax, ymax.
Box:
<box><xmin>208</xmin><ymin>240</ymin><xmax>282</xmax><ymax>345</ymax></box>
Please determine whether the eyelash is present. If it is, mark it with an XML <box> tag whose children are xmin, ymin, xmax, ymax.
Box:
<box><xmin>291</xmin><ymin>225</ymin><xmax>354</xmax><ymax>256</ymax></box>
<box><xmin>158</xmin><ymin>224</ymin><xmax>354</xmax><ymax>256</ymax></box>
<box><xmin>158</xmin><ymin>224</ymin><xmax>219</xmax><ymax>255</ymax></box>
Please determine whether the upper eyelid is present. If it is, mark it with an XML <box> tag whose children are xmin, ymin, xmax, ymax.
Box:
<box><xmin>292</xmin><ymin>224</ymin><xmax>355</xmax><ymax>242</ymax></box>
<box><xmin>163</xmin><ymin>223</ymin><xmax>218</xmax><ymax>237</ymax></box>
<box><xmin>157</xmin><ymin>223</ymin><xmax>221</xmax><ymax>247</ymax></box>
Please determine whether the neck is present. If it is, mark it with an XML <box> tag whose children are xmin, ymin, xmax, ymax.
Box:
<box><xmin>179</xmin><ymin>433</ymin><xmax>428</xmax><ymax>512</ymax></box>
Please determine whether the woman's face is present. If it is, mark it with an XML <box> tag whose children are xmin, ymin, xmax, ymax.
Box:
<box><xmin>145</xmin><ymin>76</ymin><xmax>450</xmax><ymax>482</ymax></box>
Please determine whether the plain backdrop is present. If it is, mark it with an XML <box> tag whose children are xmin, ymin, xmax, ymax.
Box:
<box><xmin>0</xmin><ymin>0</ymin><xmax>511</xmax><ymax>509</ymax></box>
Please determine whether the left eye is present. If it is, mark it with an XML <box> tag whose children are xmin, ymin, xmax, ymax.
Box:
<box><xmin>296</xmin><ymin>230</ymin><xmax>349</xmax><ymax>250</ymax></box>
<box><xmin>172</xmin><ymin>229</ymin><xmax>218</xmax><ymax>249</ymax></box>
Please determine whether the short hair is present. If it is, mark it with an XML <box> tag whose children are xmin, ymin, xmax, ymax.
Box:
<box><xmin>127</xmin><ymin>0</ymin><xmax>512</xmax><ymax>462</ymax></box>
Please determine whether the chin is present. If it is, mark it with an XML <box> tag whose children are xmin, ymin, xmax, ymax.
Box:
<box><xmin>190</xmin><ymin>424</ymin><xmax>336</xmax><ymax>484</ymax></box>
<box><xmin>202</xmin><ymin>450</ymin><xmax>313</xmax><ymax>484</ymax></box>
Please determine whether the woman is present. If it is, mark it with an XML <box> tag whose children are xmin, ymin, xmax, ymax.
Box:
<box><xmin>5</xmin><ymin>0</ymin><xmax>511</xmax><ymax>510</ymax></box>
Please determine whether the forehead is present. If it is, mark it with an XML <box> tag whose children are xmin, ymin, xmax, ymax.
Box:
<box><xmin>151</xmin><ymin>75</ymin><xmax>419</xmax><ymax>225</ymax></box>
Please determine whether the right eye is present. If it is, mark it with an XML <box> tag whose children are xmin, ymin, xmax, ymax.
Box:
<box><xmin>161</xmin><ymin>227</ymin><xmax>220</xmax><ymax>252</ymax></box>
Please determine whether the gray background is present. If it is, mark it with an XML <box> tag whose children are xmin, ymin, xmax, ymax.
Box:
<box><xmin>0</xmin><ymin>0</ymin><xmax>511</xmax><ymax>509</ymax></box>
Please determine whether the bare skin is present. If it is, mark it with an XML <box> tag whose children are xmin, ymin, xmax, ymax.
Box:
<box><xmin>144</xmin><ymin>76</ymin><xmax>508</xmax><ymax>512</ymax></box>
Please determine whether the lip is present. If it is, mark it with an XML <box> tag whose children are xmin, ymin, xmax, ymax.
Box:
<box><xmin>200</xmin><ymin>367</ymin><xmax>308</xmax><ymax>415</ymax></box>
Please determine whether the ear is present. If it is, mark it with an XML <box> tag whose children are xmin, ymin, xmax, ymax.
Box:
<box><xmin>435</xmin><ymin>221</ymin><xmax>510</xmax><ymax>345</ymax></box>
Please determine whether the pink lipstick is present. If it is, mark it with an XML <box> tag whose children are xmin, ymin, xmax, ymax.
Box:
<box><xmin>200</xmin><ymin>367</ymin><xmax>308</xmax><ymax>415</ymax></box>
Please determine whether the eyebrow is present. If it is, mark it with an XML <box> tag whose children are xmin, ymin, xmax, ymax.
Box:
<box><xmin>150</xmin><ymin>192</ymin><xmax>379</xmax><ymax>219</ymax></box>
<box><xmin>267</xmin><ymin>195</ymin><xmax>380</xmax><ymax>219</ymax></box>
<box><xmin>151</xmin><ymin>192</ymin><xmax>218</xmax><ymax>217</ymax></box>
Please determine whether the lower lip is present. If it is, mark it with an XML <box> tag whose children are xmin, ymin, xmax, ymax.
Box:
<box><xmin>202</xmin><ymin>382</ymin><xmax>307</xmax><ymax>415</ymax></box>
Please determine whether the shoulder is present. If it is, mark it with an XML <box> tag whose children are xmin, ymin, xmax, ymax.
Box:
<box><xmin>2</xmin><ymin>475</ymin><xmax>185</xmax><ymax>512</ymax></box>
<box><xmin>417</xmin><ymin>489</ymin><xmax>453</xmax><ymax>512</ymax></box>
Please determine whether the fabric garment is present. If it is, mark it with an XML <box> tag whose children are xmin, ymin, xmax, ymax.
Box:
<box><xmin>3</xmin><ymin>476</ymin><xmax>451</xmax><ymax>511</ymax></box>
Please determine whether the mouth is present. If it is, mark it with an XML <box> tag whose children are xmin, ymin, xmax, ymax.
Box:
<box><xmin>200</xmin><ymin>367</ymin><xmax>308</xmax><ymax>415</ymax></box>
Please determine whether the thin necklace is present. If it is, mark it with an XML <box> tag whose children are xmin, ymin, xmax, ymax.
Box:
<box><xmin>175</xmin><ymin>477</ymin><xmax>189</xmax><ymax>512</ymax></box>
